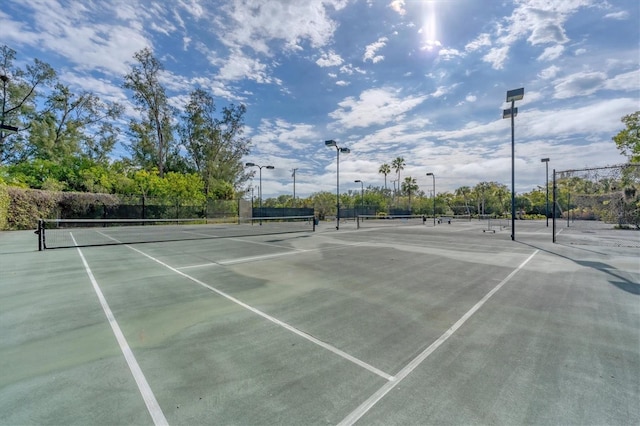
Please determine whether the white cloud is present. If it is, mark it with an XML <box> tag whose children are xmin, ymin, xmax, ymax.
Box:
<box><xmin>604</xmin><ymin>11</ymin><xmax>629</xmax><ymax>20</ymax></box>
<box><xmin>339</xmin><ymin>64</ymin><xmax>366</xmax><ymax>75</ymax></box>
<box><xmin>537</xmin><ymin>45</ymin><xmax>564</xmax><ymax>61</ymax></box>
<box><xmin>604</xmin><ymin>69</ymin><xmax>640</xmax><ymax>92</ymax></box>
<box><xmin>217</xmin><ymin>49</ymin><xmax>277</xmax><ymax>84</ymax></box>
<box><xmin>336</xmin><ymin>80</ymin><xmax>350</xmax><ymax>86</ymax></box>
<box><xmin>523</xmin><ymin>98</ymin><xmax>639</xmax><ymax>138</ymax></box>
<box><xmin>389</xmin><ymin>0</ymin><xmax>406</xmax><ymax>16</ymax></box>
<box><xmin>538</xmin><ymin>65</ymin><xmax>561</xmax><ymax>80</ymax></box>
<box><xmin>483</xmin><ymin>46</ymin><xmax>510</xmax><ymax>69</ymax></box>
<box><xmin>466</xmin><ymin>95</ymin><xmax>477</xmax><ymax>103</ymax></box>
<box><xmin>316</xmin><ymin>50</ymin><xmax>344</xmax><ymax>67</ymax></box>
<box><xmin>553</xmin><ymin>71</ymin><xmax>608</xmax><ymax>99</ymax></box>
<box><xmin>465</xmin><ymin>33</ymin><xmax>491</xmax><ymax>52</ymax></box>
<box><xmin>438</xmin><ymin>48</ymin><xmax>463</xmax><ymax>61</ymax></box>
<box><xmin>363</xmin><ymin>37</ymin><xmax>388</xmax><ymax>63</ymax></box>
<box><xmin>252</xmin><ymin>119</ymin><xmax>318</xmax><ymax>151</ymax></box>
<box><xmin>484</xmin><ymin>0</ymin><xmax>592</xmax><ymax>70</ymax></box>
<box><xmin>329</xmin><ymin>87</ymin><xmax>427</xmax><ymax>130</ymax></box>
<box><xmin>218</xmin><ymin>0</ymin><xmax>345</xmax><ymax>54</ymax></box>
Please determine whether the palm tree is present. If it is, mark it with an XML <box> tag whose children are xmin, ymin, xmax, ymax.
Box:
<box><xmin>455</xmin><ymin>186</ymin><xmax>472</xmax><ymax>216</ymax></box>
<box><xmin>391</xmin><ymin>157</ymin><xmax>405</xmax><ymax>196</ymax></box>
<box><xmin>401</xmin><ymin>176</ymin><xmax>418</xmax><ymax>211</ymax></box>
<box><xmin>378</xmin><ymin>163</ymin><xmax>391</xmax><ymax>192</ymax></box>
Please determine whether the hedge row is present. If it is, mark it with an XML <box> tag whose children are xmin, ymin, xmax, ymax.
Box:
<box><xmin>0</xmin><ymin>184</ymin><xmax>9</xmax><ymax>230</ymax></box>
<box><xmin>2</xmin><ymin>188</ymin><xmax>119</xmax><ymax>230</ymax></box>
<box><xmin>0</xmin><ymin>187</ymin><xmax>240</xmax><ymax>231</ymax></box>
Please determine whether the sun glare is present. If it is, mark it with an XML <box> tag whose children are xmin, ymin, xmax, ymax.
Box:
<box><xmin>420</xmin><ymin>0</ymin><xmax>441</xmax><ymax>51</ymax></box>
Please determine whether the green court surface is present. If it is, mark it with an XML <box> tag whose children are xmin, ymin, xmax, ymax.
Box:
<box><xmin>1</xmin><ymin>220</ymin><xmax>638</xmax><ymax>425</ymax></box>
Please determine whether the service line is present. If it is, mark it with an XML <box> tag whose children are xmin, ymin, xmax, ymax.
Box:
<box><xmin>125</xmin><ymin>243</ymin><xmax>394</xmax><ymax>381</ymax></box>
<box><xmin>338</xmin><ymin>249</ymin><xmax>540</xmax><ymax>426</ymax></box>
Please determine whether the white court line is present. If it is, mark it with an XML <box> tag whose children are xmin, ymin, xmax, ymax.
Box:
<box><xmin>70</xmin><ymin>233</ymin><xmax>168</xmax><ymax>426</ymax></box>
<box><xmin>176</xmin><ymin>251</ymin><xmax>304</xmax><ymax>270</ymax></box>
<box><xmin>123</xmin><ymin>243</ymin><xmax>394</xmax><ymax>381</ymax></box>
<box><xmin>175</xmin><ymin>241</ymin><xmax>368</xmax><ymax>270</ymax></box>
<box><xmin>338</xmin><ymin>249</ymin><xmax>540</xmax><ymax>426</ymax></box>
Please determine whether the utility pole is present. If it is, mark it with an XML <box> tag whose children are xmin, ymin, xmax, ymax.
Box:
<box><xmin>291</xmin><ymin>168</ymin><xmax>298</xmax><ymax>206</ymax></box>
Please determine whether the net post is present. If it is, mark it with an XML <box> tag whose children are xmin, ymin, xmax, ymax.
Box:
<box><xmin>37</xmin><ymin>219</ymin><xmax>43</xmax><ymax>251</ymax></box>
<box><xmin>552</xmin><ymin>169</ymin><xmax>556</xmax><ymax>243</ymax></box>
<box><xmin>356</xmin><ymin>215</ymin><xmax>360</xmax><ymax>229</ymax></box>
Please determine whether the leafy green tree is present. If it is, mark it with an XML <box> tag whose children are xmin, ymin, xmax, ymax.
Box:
<box><xmin>613</xmin><ymin>111</ymin><xmax>639</xmax><ymax>163</ymax></box>
<box><xmin>309</xmin><ymin>191</ymin><xmax>335</xmax><ymax>218</ymax></box>
<box><xmin>454</xmin><ymin>186</ymin><xmax>473</xmax><ymax>215</ymax></box>
<box><xmin>131</xmin><ymin>169</ymin><xmax>163</xmax><ymax>199</ymax></box>
<box><xmin>401</xmin><ymin>176</ymin><xmax>418</xmax><ymax>210</ymax></box>
<box><xmin>29</xmin><ymin>83</ymin><xmax>122</xmax><ymax>162</ymax></box>
<box><xmin>0</xmin><ymin>45</ymin><xmax>56</xmax><ymax>164</ymax></box>
<box><xmin>123</xmin><ymin>48</ymin><xmax>174</xmax><ymax>177</ymax></box>
<box><xmin>178</xmin><ymin>88</ymin><xmax>252</xmax><ymax>196</ymax></box>
<box><xmin>159</xmin><ymin>172</ymin><xmax>205</xmax><ymax>203</ymax></box>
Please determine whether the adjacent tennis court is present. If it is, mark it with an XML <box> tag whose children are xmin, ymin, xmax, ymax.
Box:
<box><xmin>1</xmin><ymin>219</ymin><xmax>638</xmax><ymax>425</ymax></box>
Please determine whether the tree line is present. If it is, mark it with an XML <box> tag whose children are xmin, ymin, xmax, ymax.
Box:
<box><xmin>0</xmin><ymin>45</ymin><xmax>251</xmax><ymax>200</ymax></box>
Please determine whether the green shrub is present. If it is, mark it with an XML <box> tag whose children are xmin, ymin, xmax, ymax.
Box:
<box><xmin>7</xmin><ymin>188</ymin><xmax>60</xmax><ymax>230</ymax></box>
<box><xmin>0</xmin><ymin>184</ymin><xmax>9</xmax><ymax>230</ymax></box>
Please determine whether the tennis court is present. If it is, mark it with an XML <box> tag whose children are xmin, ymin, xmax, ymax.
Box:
<box><xmin>1</xmin><ymin>219</ymin><xmax>638</xmax><ymax>425</ymax></box>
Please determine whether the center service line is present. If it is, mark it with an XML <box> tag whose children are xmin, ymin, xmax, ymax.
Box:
<box><xmin>338</xmin><ymin>249</ymin><xmax>540</xmax><ymax>426</ymax></box>
<box><xmin>71</xmin><ymin>234</ymin><xmax>168</xmax><ymax>426</ymax></box>
<box><xmin>125</xmin><ymin>244</ymin><xmax>394</xmax><ymax>381</ymax></box>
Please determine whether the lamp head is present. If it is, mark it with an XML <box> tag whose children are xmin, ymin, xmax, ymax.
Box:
<box><xmin>506</xmin><ymin>87</ymin><xmax>524</xmax><ymax>102</ymax></box>
<box><xmin>426</xmin><ymin>172</ymin><xmax>434</xmax><ymax>176</ymax></box>
<box><xmin>541</xmin><ymin>158</ymin><xmax>550</xmax><ymax>163</ymax></box>
<box><xmin>502</xmin><ymin>108</ymin><xmax>518</xmax><ymax>119</ymax></box>
<box><xmin>339</xmin><ymin>147</ymin><xmax>350</xmax><ymax>153</ymax></box>
<box><xmin>354</xmin><ymin>179</ymin><xmax>361</xmax><ymax>183</ymax></box>
<box><xmin>245</xmin><ymin>162</ymin><xmax>256</xmax><ymax>167</ymax></box>
<box><xmin>266</xmin><ymin>165</ymin><xmax>275</xmax><ymax>169</ymax></box>
<box><xmin>325</xmin><ymin>140</ymin><xmax>337</xmax><ymax>147</ymax></box>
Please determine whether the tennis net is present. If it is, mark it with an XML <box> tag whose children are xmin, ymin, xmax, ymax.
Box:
<box><xmin>37</xmin><ymin>216</ymin><xmax>315</xmax><ymax>250</ymax></box>
<box><xmin>356</xmin><ymin>214</ymin><xmax>427</xmax><ymax>229</ymax></box>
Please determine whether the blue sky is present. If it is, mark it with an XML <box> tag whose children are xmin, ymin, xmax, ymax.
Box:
<box><xmin>2</xmin><ymin>0</ymin><xmax>639</xmax><ymax>198</ymax></box>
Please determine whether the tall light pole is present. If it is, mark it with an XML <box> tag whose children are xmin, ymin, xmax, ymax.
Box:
<box><xmin>503</xmin><ymin>87</ymin><xmax>524</xmax><ymax>241</ymax></box>
<box><xmin>426</xmin><ymin>172</ymin><xmax>436</xmax><ymax>226</ymax></box>
<box><xmin>391</xmin><ymin>179</ymin><xmax>398</xmax><ymax>206</ymax></box>
<box><xmin>245</xmin><ymin>162</ymin><xmax>274</xmax><ymax>213</ymax></box>
<box><xmin>325</xmin><ymin>140</ymin><xmax>350</xmax><ymax>230</ymax></box>
<box><xmin>291</xmin><ymin>168</ymin><xmax>298</xmax><ymax>206</ymax></box>
<box><xmin>541</xmin><ymin>158</ymin><xmax>550</xmax><ymax>227</ymax></box>
<box><xmin>354</xmin><ymin>179</ymin><xmax>364</xmax><ymax>216</ymax></box>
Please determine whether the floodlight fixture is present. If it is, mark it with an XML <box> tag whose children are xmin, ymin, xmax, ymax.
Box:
<box><xmin>506</xmin><ymin>88</ymin><xmax>524</xmax><ymax>102</ymax></box>
<box><xmin>245</xmin><ymin>162</ymin><xmax>275</xmax><ymax>209</ymax></box>
<box><xmin>502</xmin><ymin>108</ymin><xmax>518</xmax><ymax>119</ymax></box>
<box><xmin>541</xmin><ymin>158</ymin><xmax>550</xmax><ymax>227</ymax></box>
<box><xmin>325</xmin><ymin>139</ymin><xmax>350</xmax><ymax>230</ymax></box>
<box><xmin>426</xmin><ymin>173</ymin><xmax>436</xmax><ymax>226</ymax></box>
<box><xmin>503</xmin><ymin>87</ymin><xmax>524</xmax><ymax>241</ymax></box>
